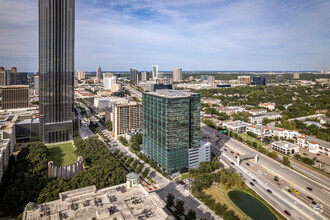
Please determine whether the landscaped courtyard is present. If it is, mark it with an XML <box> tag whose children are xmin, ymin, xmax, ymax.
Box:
<box><xmin>47</xmin><ymin>142</ymin><xmax>77</xmax><ymax>166</ymax></box>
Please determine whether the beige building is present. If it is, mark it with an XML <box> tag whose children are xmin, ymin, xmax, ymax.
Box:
<box><xmin>113</xmin><ymin>101</ymin><xmax>142</xmax><ymax>138</ymax></box>
<box><xmin>1</xmin><ymin>85</ymin><xmax>29</xmax><ymax>109</ymax></box>
<box><xmin>238</xmin><ymin>76</ymin><xmax>251</xmax><ymax>85</ymax></box>
<box><xmin>173</xmin><ymin>68</ymin><xmax>182</xmax><ymax>82</ymax></box>
<box><xmin>103</xmin><ymin>72</ymin><xmax>114</xmax><ymax>78</ymax></box>
<box><xmin>293</xmin><ymin>73</ymin><xmax>300</xmax><ymax>79</ymax></box>
<box><xmin>76</xmin><ymin>70</ymin><xmax>85</xmax><ymax>80</ymax></box>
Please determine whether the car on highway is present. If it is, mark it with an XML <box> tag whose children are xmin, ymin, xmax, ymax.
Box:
<box><xmin>235</xmin><ymin>156</ymin><xmax>237</xmax><ymax>158</ymax></box>
<box><xmin>230</xmin><ymin>151</ymin><xmax>234</xmax><ymax>154</ymax></box>
<box><xmin>277</xmin><ymin>183</ymin><xmax>282</xmax><ymax>187</ymax></box>
<box><xmin>239</xmin><ymin>173</ymin><xmax>243</xmax><ymax>177</ymax></box>
<box><xmin>236</xmin><ymin>153</ymin><xmax>240</xmax><ymax>156</ymax></box>
<box><xmin>246</xmin><ymin>163</ymin><xmax>250</xmax><ymax>166</ymax></box>
<box><xmin>284</xmin><ymin>210</ymin><xmax>291</xmax><ymax>216</ymax></box>
<box><xmin>267</xmin><ymin>189</ymin><xmax>272</xmax><ymax>193</ymax></box>
<box><xmin>288</xmin><ymin>189</ymin><xmax>292</xmax><ymax>193</ymax></box>
<box><xmin>250</xmin><ymin>182</ymin><xmax>255</xmax><ymax>186</ymax></box>
<box><xmin>231</xmin><ymin>162</ymin><xmax>235</xmax><ymax>165</ymax></box>
<box><xmin>224</xmin><ymin>149</ymin><xmax>227</xmax><ymax>151</ymax></box>
<box><xmin>252</xmin><ymin>179</ymin><xmax>257</xmax><ymax>183</ymax></box>
<box><xmin>274</xmin><ymin>176</ymin><xmax>279</xmax><ymax>182</ymax></box>
<box><xmin>307</xmin><ymin>187</ymin><xmax>313</xmax><ymax>191</ymax></box>
<box><xmin>311</xmin><ymin>201</ymin><xmax>317</xmax><ymax>206</ymax></box>
<box><xmin>307</xmin><ymin>196</ymin><xmax>313</xmax><ymax>201</ymax></box>
<box><xmin>292</xmin><ymin>189</ymin><xmax>299</xmax><ymax>195</ymax></box>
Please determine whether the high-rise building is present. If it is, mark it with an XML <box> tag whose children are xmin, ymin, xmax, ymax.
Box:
<box><xmin>10</xmin><ymin>72</ymin><xmax>28</xmax><ymax>85</ymax></box>
<box><xmin>152</xmin><ymin>65</ymin><xmax>158</xmax><ymax>78</ymax></box>
<box><xmin>173</xmin><ymin>68</ymin><xmax>182</xmax><ymax>82</ymax></box>
<box><xmin>238</xmin><ymin>76</ymin><xmax>251</xmax><ymax>85</ymax></box>
<box><xmin>96</xmin><ymin>65</ymin><xmax>102</xmax><ymax>80</ymax></box>
<box><xmin>207</xmin><ymin>76</ymin><xmax>215</xmax><ymax>84</ymax></box>
<box><xmin>103</xmin><ymin>72</ymin><xmax>114</xmax><ymax>78</ymax></box>
<box><xmin>76</xmin><ymin>70</ymin><xmax>85</xmax><ymax>80</ymax></box>
<box><xmin>251</xmin><ymin>76</ymin><xmax>266</xmax><ymax>85</ymax></box>
<box><xmin>130</xmin><ymin>68</ymin><xmax>141</xmax><ymax>83</ymax></box>
<box><xmin>293</xmin><ymin>73</ymin><xmax>300</xmax><ymax>79</ymax></box>
<box><xmin>141</xmin><ymin>72</ymin><xmax>151</xmax><ymax>82</ymax></box>
<box><xmin>0</xmin><ymin>69</ymin><xmax>10</xmax><ymax>86</ymax></box>
<box><xmin>325</xmin><ymin>66</ymin><xmax>328</xmax><ymax>74</ymax></box>
<box><xmin>39</xmin><ymin>0</ymin><xmax>75</xmax><ymax>143</ymax></box>
<box><xmin>113</xmin><ymin>101</ymin><xmax>142</xmax><ymax>138</ymax></box>
<box><xmin>104</xmin><ymin>76</ymin><xmax>117</xmax><ymax>90</ymax></box>
<box><xmin>142</xmin><ymin>90</ymin><xmax>203</xmax><ymax>174</ymax></box>
<box><xmin>10</xmin><ymin>67</ymin><xmax>17</xmax><ymax>73</ymax></box>
<box><xmin>1</xmin><ymin>85</ymin><xmax>29</xmax><ymax>109</ymax></box>
<box><xmin>34</xmin><ymin>75</ymin><xmax>39</xmax><ymax>96</ymax></box>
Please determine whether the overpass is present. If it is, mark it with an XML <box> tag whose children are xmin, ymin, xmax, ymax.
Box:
<box><xmin>237</xmin><ymin>153</ymin><xmax>259</xmax><ymax>166</ymax></box>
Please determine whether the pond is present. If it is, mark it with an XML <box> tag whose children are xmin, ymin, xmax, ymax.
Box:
<box><xmin>228</xmin><ymin>191</ymin><xmax>277</xmax><ymax>220</ymax></box>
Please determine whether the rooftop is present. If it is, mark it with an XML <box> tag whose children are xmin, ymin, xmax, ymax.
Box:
<box><xmin>273</xmin><ymin>141</ymin><xmax>299</xmax><ymax>149</ymax></box>
<box><xmin>145</xmin><ymin>89</ymin><xmax>198</xmax><ymax>99</ymax></box>
<box><xmin>23</xmin><ymin>184</ymin><xmax>168</xmax><ymax>220</ymax></box>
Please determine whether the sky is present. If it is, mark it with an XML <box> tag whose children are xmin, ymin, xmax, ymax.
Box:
<box><xmin>0</xmin><ymin>0</ymin><xmax>330</xmax><ymax>72</ymax></box>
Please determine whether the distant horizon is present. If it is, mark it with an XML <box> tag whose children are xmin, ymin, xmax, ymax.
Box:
<box><xmin>1</xmin><ymin>0</ymin><xmax>330</xmax><ymax>71</ymax></box>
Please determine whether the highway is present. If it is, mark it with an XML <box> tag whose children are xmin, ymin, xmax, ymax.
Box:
<box><xmin>201</xmin><ymin>124</ymin><xmax>330</xmax><ymax>220</ymax></box>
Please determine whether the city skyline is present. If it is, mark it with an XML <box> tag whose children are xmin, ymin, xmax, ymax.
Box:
<box><xmin>1</xmin><ymin>0</ymin><xmax>330</xmax><ymax>71</ymax></box>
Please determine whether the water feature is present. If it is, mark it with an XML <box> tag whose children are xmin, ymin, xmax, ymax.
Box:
<box><xmin>228</xmin><ymin>191</ymin><xmax>277</xmax><ymax>220</ymax></box>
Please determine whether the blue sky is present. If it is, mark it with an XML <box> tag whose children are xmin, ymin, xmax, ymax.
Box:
<box><xmin>0</xmin><ymin>0</ymin><xmax>329</xmax><ymax>72</ymax></box>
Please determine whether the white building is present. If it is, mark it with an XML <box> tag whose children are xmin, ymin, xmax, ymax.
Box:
<box><xmin>258</xmin><ymin>102</ymin><xmax>275</xmax><ymax>111</ymax></box>
<box><xmin>272</xmin><ymin>141</ymin><xmax>299</xmax><ymax>155</ymax></box>
<box><xmin>0</xmin><ymin>138</ymin><xmax>10</xmax><ymax>184</ymax></box>
<box><xmin>152</xmin><ymin>65</ymin><xmax>158</xmax><ymax>78</ymax></box>
<box><xmin>246</xmin><ymin>125</ymin><xmax>272</xmax><ymax>137</ymax></box>
<box><xmin>188</xmin><ymin>140</ymin><xmax>211</xmax><ymax>169</ymax></box>
<box><xmin>221</xmin><ymin>120</ymin><xmax>251</xmax><ymax>133</ymax></box>
<box><xmin>103</xmin><ymin>76</ymin><xmax>117</xmax><ymax>90</ymax></box>
<box><xmin>248</xmin><ymin>109</ymin><xmax>267</xmax><ymax>115</ymax></box>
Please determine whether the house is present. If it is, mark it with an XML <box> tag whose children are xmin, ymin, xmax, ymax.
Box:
<box><xmin>246</xmin><ymin>125</ymin><xmax>272</xmax><ymax>137</ymax></box>
<box><xmin>258</xmin><ymin>102</ymin><xmax>275</xmax><ymax>111</ymax></box>
<box><xmin>248</xmin><ymin>109</ymin><xmax>268</xmax><ymax>116</ymax></box>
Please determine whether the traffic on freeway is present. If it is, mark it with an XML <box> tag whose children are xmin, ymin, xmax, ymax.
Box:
<box><xmin>201</xmin><ymin>123</ymin><xmax>330</xmax><ymax>220</ymax></box>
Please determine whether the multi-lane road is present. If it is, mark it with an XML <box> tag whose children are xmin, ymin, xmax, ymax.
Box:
<box><xmin>201</xmin><ymin>123</ymin><xmax>330</xmax><ymax>220</ymax></box>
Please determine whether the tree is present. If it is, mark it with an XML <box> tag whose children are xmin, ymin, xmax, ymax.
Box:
<box><xmin>105</xmin><ymin>120</ymin><xmax>112</xmax><ymax>131</ymax></box>
<box><xmin>135</xmin><ymin>164</ymin><xmax>143</xmax><ymax>173</ymax></box>
<box><xmin>130</xmin><ymin>134</ymin><xmax>142</xmax><ymax>152</ymax></box>
<box><xmin>185</xmin><ymin>209</ymin><xmax>196</xmax><ymax>220</ymax></box>
<box><xmin>118</xmin><ymin>136</ymin><xmax>128</xmax><ymax>146</ymax></box>
<box><xmin>142</xmin><ymin>167</ymin><xmax>150</xmax><ymax>178</ymax></box>
<box><xmin>166</xmin><ymin>193</ymin><xmax>175</xmax><ymax>207</ymax></box>
<box><xmin>282</xmin><ymin>156</ymin><xmax>290</xmax><ymax>167</ymax></box>
<box><xmin>175</xmin><ymin>200</ymin><xmax>185</xmax><ymax>216</ymax></box>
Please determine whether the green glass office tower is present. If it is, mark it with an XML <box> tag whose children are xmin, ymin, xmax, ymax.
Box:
<box><xmin>142</xmin><ymin>90</ymin><xmax>200</xmax><ymax>174</ymax></box>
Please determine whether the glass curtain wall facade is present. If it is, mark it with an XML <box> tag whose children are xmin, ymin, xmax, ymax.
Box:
<box><xmin>39</xmin><ymin>0</ymin><xmax>75</xmax><ymax>143</ymax></box>
<box><xmin>142</xmin><ymin>92</ymin><xmax>200</xmax><ymax>174</ymax></box>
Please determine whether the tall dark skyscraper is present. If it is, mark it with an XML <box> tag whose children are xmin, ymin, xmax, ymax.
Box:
<box><xmin>39</xmin><ymin>0</ymin><xmax>75</xmax><ymax>143</ymax></box>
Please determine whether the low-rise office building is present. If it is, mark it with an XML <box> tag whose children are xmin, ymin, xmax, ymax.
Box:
<box><xmin>246</xmin><ymin>125</ymin><xmax>272</xmax><ymax>137</ymax></box>
<box><xmin>272</xmin><ymin>141</ymin><xmax>299</xmax><ymax>155</ymax></box>
<box><xmin>221</xmin><ymin>120</ymin><xmax>251</xmax><ymax>133</ymax></box>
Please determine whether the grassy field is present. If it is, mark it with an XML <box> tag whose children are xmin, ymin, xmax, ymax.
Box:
<box><xmin>204</xmin><ymin>185</ymin><xmax>252</xmax><ymax>220</ymax></box>
<box><xmin>47</xmin><ymin>142</ymin><xmax>77</xmax><ymax>166</ymax></box>
<box><xmin>239</xmin><ymin>133</ymin><xmax>266</xmax><ymax>145</ymax></box>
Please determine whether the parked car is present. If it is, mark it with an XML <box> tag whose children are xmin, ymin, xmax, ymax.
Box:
<box><xmin>284</xmin><ymin>210</ymin><xmax>291</xmax><ymax>216</ymax></box>
<box><xmin>224</xmin><ymin>149</ymin><xmax>227</xmax><ymax>151</ymax></box>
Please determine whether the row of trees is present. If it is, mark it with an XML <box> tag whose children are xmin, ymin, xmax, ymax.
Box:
<box><xmin>293</xmin><ymin>154</ymin><xmax>315</xmax><ymax>165</ymax></box>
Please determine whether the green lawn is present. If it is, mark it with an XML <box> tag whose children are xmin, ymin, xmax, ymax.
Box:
<box><xmin>239</xmin><ymin>133</ymin><xmax>266</xmax><ymax>145</ymax></box>
<box><xmin>47</xmin><ymin>143</ymin><xmax>77</xmax><ymax>166</ymax></box>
